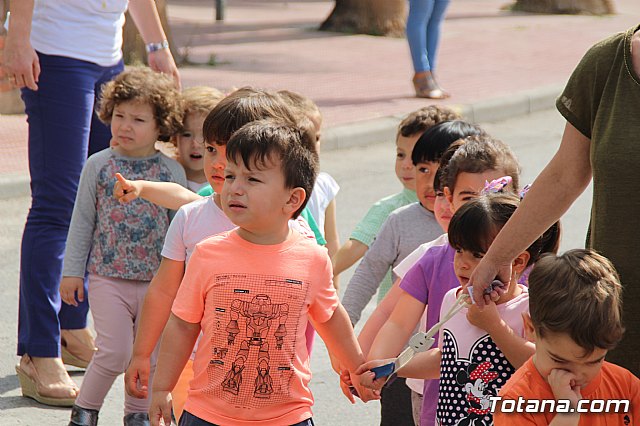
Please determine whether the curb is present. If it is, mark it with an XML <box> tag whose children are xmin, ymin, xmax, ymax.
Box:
<box><xmin>0</xmin><ymin>83</ymin><xmax>564</xmax><ymax>200</ymax></box>
<box><xmin>322</xmin><ymin>83</ymin><xmax>564</xmax><ymax>151</ymax></box>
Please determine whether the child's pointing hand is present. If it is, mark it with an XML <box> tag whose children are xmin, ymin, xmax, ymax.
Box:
<box><xmin>114</xmin><ymin>172</ymin><xmax>141</xmax><ymax>204</ymax></box>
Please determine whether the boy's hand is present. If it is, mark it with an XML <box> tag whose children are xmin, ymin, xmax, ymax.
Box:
<box><xmin>548</xmin><ymin>369</ymin><xmax>582</xmax><ymax>409</ymax></box>
<box><xmin>114</xmin><ymin>173</ymin><xmax>142</xmax><ymax>204</ymax></box>
<box><xmin>466</xmin><ymin>300</ymin><xmax>502</xmax><ymax>333</ymax></box>
<box><xmin>125</xmin><ymin>355</ymin><xmax>151</xmax><ymax>398</ymax></box>
<box><xmin>59</xmin><ymin>277</ymin><xmax>85</xmax><ymax>307</ymax></box>
<box><xmin>349</xmin><ymin>370</ymin><xmax>381</xmax><ymax>402</ymax></box>
<box><xmin>339</xmin><ymin>370</ymin><xmax>356</xmax><ymax>403</ymax></box>
<box><xmin>329</xmin><ymin>352</ymin><xmax>342</xmax><ymax>374</ymax></box>
<box><xmin>149</xmin><ymin>390</ymin><xmax>173</xmax><ymax>426</ymax></box>
<box><xmin>354</xmin><ymin>359</ymin><xmax>395</xmax><ymax>391</ymax></box>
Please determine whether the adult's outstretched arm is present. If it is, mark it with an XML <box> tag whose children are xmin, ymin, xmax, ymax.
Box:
<box><xmin>469</xmin><ymin>122</ymin><xmax>592</xmax><ymax>305</ymax></box>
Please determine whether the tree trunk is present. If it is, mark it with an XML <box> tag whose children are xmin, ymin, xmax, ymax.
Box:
<box><xmin>513</xmin><ymin>0</ymin><xmax>615</xmax><ymax>14</ymax></box>
<box><xmin>320</xmin><ymin>0</ymin><xmax>406</xmax><ymax>37</ymax></box>
<box><xmin>122</xmin><ymin>0</ymin><xmax>179</xmax><ymax>65</ymax></box>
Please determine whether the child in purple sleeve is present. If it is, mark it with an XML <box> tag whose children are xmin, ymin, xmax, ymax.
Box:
<box><xmin>360</xmin><ymin>192</ymin><xmax>560</xmax><ymax>426</ymax></box>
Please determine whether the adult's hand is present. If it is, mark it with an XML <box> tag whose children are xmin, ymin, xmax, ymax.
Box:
<box><xmin>4</xmin><ymin>23</ymin><xmax>40</xmax><ymax>90</ymax></box>
<box><xmin>128</xmin><ymin>0</ymin><xmax>181</xmax><ymax>88</ymax></box>
<box><xmin>148</xmin><ymin>48</ymin><xmax>180</xmax><ymax>89</ymax></box>
<box><xmin>468</xmin><ymin>256</ymin><xmax>512</xmax><ymax>306</ymax></box>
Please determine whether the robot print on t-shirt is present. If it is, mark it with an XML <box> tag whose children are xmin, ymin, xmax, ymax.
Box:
<box><xmin>203</xmin><ymin>273</ymin><xmax>308</xmax><ymax>409</ymax></box>
<box><xmin>222</xmin><ymin>294</ymin><xmax>288</xmax><ymax>398</ymax></box>
<box><xmin>436</xmin><ymin>330</ymin><xmax>516</xmax><ymax>426</ymax></box>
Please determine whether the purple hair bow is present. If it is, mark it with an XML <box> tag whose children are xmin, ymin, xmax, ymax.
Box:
<box><xmin>481</xmin><ymin>176</ymin><xmax>512</xmax><ymax>195</ymax></box>
<box><xmin>519</xmin><ymin>184</ymin><xmax>532</xmax><ymax>200</ymax></box>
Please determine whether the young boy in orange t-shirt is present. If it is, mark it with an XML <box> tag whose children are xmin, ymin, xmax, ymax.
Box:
<box><xmin>494</xmin><ymin>249</ymin><xmax>640</xmax><ymax>426</ymax></box>
<box><xmin>149</xmin><ymin>120</ymin><xmax>378</xmax><ymax>426</ymax></box>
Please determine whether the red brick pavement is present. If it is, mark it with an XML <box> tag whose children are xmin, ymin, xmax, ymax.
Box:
<box><xmin>2</xmin><ymin>0</ymin><xmax>640</xmax><ymax>176</ymax></box>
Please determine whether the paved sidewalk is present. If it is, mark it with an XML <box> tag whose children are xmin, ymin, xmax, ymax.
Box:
<box><xmin>1</xmin><ymin>0</ymin><xmax>640</xmax><ymax>193</ymax></box>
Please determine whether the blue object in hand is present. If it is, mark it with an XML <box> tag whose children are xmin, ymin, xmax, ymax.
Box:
<box><xmin>370</xmin><ymin>362</ymin><xmax>396</xmax><ymax>379</ymax></box>
<box><xmin>468</xmin><ymin>279</ymin><xmax>505</xmax><ymax>303</ymax></box>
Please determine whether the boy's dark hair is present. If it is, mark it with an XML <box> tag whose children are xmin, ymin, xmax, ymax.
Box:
<box><xmin>411</xmin><ymin>120</ymin><xmax>484</xmax><ymax>165</ymax></box>
<box><xmin>445</xmin><ymin>134</ymin><xmax>521</xmax><ymax>192</ymax></box>
<box><xmin>98</xmin><ymin>67</ymin><xmax>183</xmax><ymax>141</ymax></box>
<box><xmin>448</xmin><ymin>193</ymin><xmax>560</xmax><ymax>267</ymax></box>
<box><xmin>226</xmin><ymin>119</ymin><xmax>318</xmax><ymax>219</ymax></box>
<box><xmin>528</xmin><ymin>249</ymin><xmax>624</xmax><ymax>354</ymax></box>
<box><xmin>397</xmin><ymin>105</ymin><xmax>460</xmax><ymax>139</ymax></box>
<box><xmin>203</xmin><ymin>87</ymin><xmax>315</xmax><ymax>152</ymax></box>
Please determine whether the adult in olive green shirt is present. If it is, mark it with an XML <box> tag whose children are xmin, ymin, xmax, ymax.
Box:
<box><xmin>468</xmin><ymin>24</ymin><xmax>640</xmax><ymax>376</ymax></box>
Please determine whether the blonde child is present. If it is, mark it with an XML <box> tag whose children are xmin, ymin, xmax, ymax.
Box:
<box><xmin>357</xmin><ymin>135</ymin><xmax>522</xmax><ymax>425</ymax></box>
<box><xmin>121</xmin><ymin>88</ymin><xmax>316</xmax><ymax>421</ymax></box>
<box><xmin>332</xmin><ymin>105</ymin><xmax>459</xmax><ymax>301</ymax></box>
<box><xmin>277</xmin><ymin>90</ymin><xmax>341</xmax><ymax>288</ymax></box>
<box><xmin>149</xmin><ymin>119</ymin><xmax>378</xmax><ymax>426</ymax></box>
<box><xmin>54</xmin><ymin>67</ymin><xmax>186</xmax><ymax>425</ymax></box>
<box><xmin>359</xmin><ymin>191</ymin><xmax>560</xmax><ymax>426</ymax></box>
<box><xmin>495</xmin><ymin>249</ymin><xmax>640</xmax><ymax>425</ymax></box>
<box><xmin>173</xmin><ymin>86</ymin><xmax>224</xmax><ymax>192</ymax></box>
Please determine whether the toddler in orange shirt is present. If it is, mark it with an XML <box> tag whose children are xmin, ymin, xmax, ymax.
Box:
<box><xmin>494</xmin><ymin>249</ymin><xmax>640</xmax><ymax>426</ymax></box>
<box><xmin>149</xmin><ymin>119</ymin><xmax>377</xmax><ymax>426</ymax></box>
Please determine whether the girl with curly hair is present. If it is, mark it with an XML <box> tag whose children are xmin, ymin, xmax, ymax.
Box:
<box><xmin>52</xmin><ymin>67</ymin><xmax>186</xmax><ymax>425</ymax></box>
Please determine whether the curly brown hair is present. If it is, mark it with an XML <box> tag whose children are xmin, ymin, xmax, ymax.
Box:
<box><xmin>444</xmin><ymin>134</ymin><xmax>521</xmax><ymax>192</ymax></box>
<box><xmin>98</xmin><ymin>67</ymin><xmax>184</xmax><ymax>141</ymax></box>
<box><xmin>398</xmin><ymin>105</ymin><xmax>460</xmax><ymax>138</ymax></box>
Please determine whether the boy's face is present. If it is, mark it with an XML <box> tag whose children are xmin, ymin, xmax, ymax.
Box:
<box><xmin>395</xmin><ymin>134</ymin><xmax>420</xmax><ymax>191</ymax></box>
<box><xmin>176</xmin><ymin>112</ymin><xmax>207</xmax><ymax>178</ymax></box>
<box><xmin>525</xmin><ymin>317</ymin><xmax>607</xmax><ymax>389</ymax></box>
<box><xmin>434</xmin><ymin>192</ymin><xmax>452</xmax><ymax>231</ymax></box>
<box><xmin>415</xmin><ymin>161</ymin><xmax>439</xmax><ymax>211</ymax></box>
<box><xmin>222</xmin><ymin>155</ymin><xmax>298</xmax><ymax>239</ymax></box>
<box><xmin>445</xmin><ymin>169</ymin><xmax>510</xmax><ymax>213</ymax></box>
<box><xmin>203</xmin><ymin>141</ymin><xmax>227</xmax><ymax>194</ymax></box>
<box><xmin>111</xmin><ymin>100</ymin><xmax>160</xmax><ymax>157</ymax></box>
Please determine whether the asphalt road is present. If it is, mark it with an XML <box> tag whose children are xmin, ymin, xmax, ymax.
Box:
<box><xmin>0</xmin><ymin>108</ymin><xmax>592</xmax><ymax>425</ymax></box>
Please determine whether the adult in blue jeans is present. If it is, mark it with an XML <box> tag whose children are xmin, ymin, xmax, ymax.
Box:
<box><xmin>407</xmin><ymin>0</ymin><xmax>450</xmax><ymax>99</ymax></box>
<box><xmin>4</xmin><ymin>0</ymin><xmax>180</xmax><ymax>408</ymax></box>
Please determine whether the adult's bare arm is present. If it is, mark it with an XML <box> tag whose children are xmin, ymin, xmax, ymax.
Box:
<box><xmin>4</xmin><ymin>0</ymin><xmax>40</xmax><ymax>90</ymax></box>
<box><xmin>128</xmin><ymin>0</ymin><xmax>180</xmax><ymax>87</ymax></box>
<box><xmin>469</xmin><ymin>122</ymin><xmax>592</xmax><ymax>305</ymax></box>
